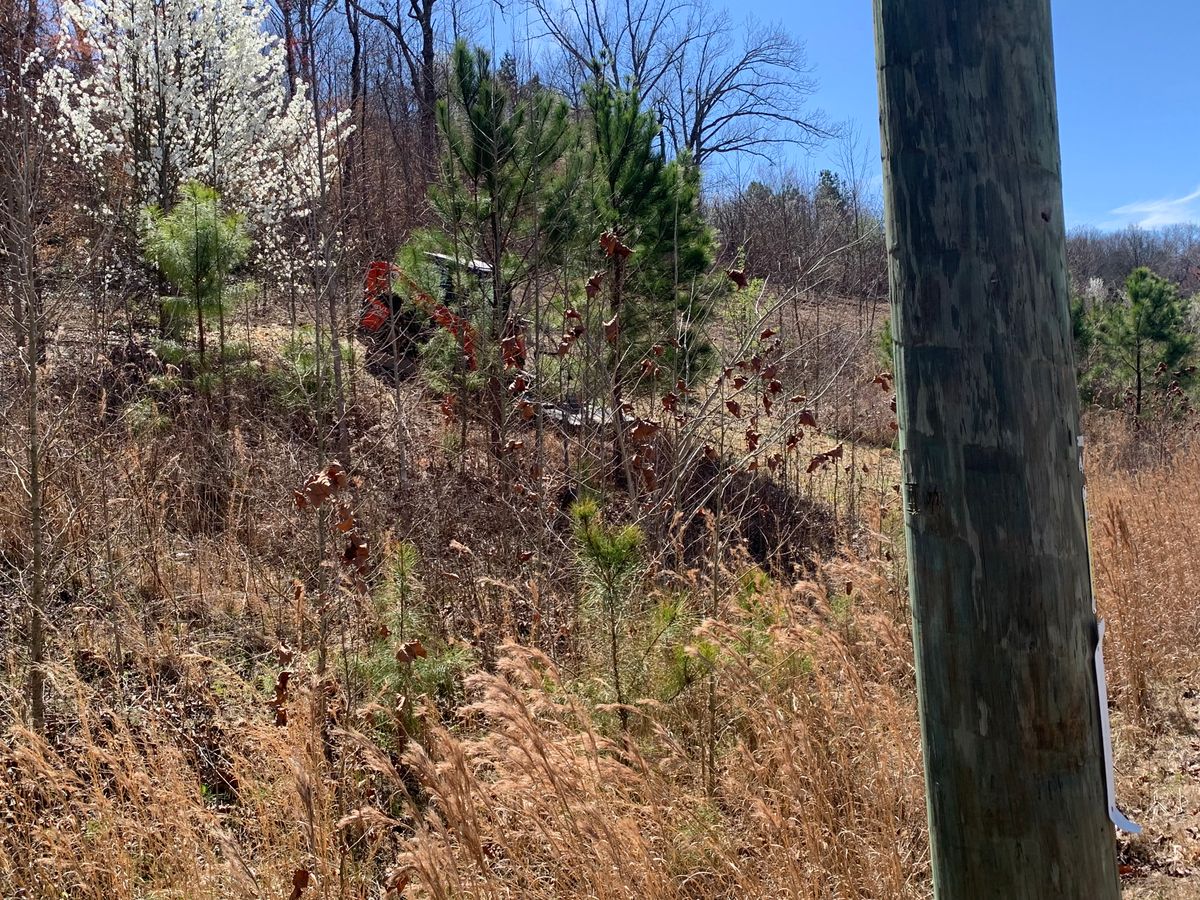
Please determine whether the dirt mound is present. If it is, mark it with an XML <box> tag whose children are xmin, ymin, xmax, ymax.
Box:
<box><xmin>672</xmin><ymin>454</ymin><xmax>835</xmax><ymax>575</ymax></box>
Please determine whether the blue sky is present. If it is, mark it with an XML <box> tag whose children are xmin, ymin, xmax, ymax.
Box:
<box><xmin>759</xmin><ymin>1</ymin><xmax>1200</xmax><ymax>230</ymax></box>
<box><xmin>489</xmin><ymin>1</ymin><xmax>1198</xmax><ymax>229</ymax></box>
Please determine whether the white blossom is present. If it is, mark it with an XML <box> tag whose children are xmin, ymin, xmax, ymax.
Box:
<box><xmin>41</xmin><ymin>0</ymin><xmax>351</xmax><ymax>277</ymax></box>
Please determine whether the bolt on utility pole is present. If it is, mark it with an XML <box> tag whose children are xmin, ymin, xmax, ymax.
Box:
<box><xmin>872</xmin><ymin>2</ymin><xmax>1120</xmax><ymax>897</ymax></box>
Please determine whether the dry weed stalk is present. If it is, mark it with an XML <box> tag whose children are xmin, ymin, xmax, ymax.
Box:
<box><xmin>394</xmin><ymin>565</ymin><xmax>927</xmax><ymax>900</ymax></box>
<box><xmin>1089</xmin><ymin>431</ymin><xmax>1200</xmax><ymax>722</ymax></box>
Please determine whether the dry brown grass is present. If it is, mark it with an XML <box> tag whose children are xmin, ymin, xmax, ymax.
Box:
<box><xmin>1083</xmin><ymin>419</ymin><xmax>1200</xmax><ymax>893</ymax></box>
<box><xmin>1090</xmin><ymin>448</ymin><xmax>1200</xmax><ymax>717</ymax></box>
<box><xmin>1</xmin><ymin>335</ymin><xmax>1199</xmax><ymax>899</ymax></box>
<box><xmin>394</xmin><ymin>562</ymin><xmax>926</xmax><ymax>900</ymax></box>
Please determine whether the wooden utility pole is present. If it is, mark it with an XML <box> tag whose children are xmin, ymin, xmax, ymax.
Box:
<box><xmin>872</xmin><ymin>2</ymin><xmax>1119</xmax><ymax>897</ymax></box>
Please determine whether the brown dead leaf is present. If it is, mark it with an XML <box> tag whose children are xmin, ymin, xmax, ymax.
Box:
<box><xmin>599</xmin><ymin>229</ymin><xmax>633</xmax><ymax>258</ymax></box>
<box><xmin>604</xmin><ymin>316</ymin><xmax>620</xmax><ymax>344</ymax></box>
<box><xmin>276</xmin><ymin>643</ymin><xmax>295</xmax><ymax>666</ymax></box>
<box><xmin>641</xmin><ymin>464</ymin><xmax>658</xmax><ymax>491</ymax></box>
<box><xmin>289</xmin><ymin>867</ymin><xmax>311</xmax><ymax>900</ymax></box>
<box><xmin>269</xmin><ymin>670</ymin><xmax>291</xmax><ymax>726</ymax></box>
<box><xmin>630</xmin><ymin>419</ymin><xmax>660</xmax><ymax>442</ymax></box>
<box><xmin>295</xmin><ymin>461</ymin><xmax>349</xmax><ymax>510</ymax></box>
<box><xmin>386</xmin><ymin>869</ymin><xmax>411</xmax><ymax>896</ymax></box>
<box><xmin>344</xmin><ymin>533</ymin><xmax>369</xmax><ymax>573</ymax></box>
<box><xmin>395</xmin><ymin>640</ymin><xmax>427</xmax><ymax>664</ymax></box>
<box><xmin>806</xmin><ymin>443</ymin><xmax>845</xmax><ymax>474</ymax></box>
<box><xmin>586</xmin><ymin>271</ymin><xmax>604</xmax><ymax>298</ymax></box>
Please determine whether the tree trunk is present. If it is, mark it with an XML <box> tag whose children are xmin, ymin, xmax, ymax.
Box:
<box><xmin>280</xmin><ymin>0</ymin><xmax>300</xmax><ymax>99</ymax></box>
<box><xmin>607</xmin><ymin>252</ymin><xmax>639</xmax><ymax>506</ymax></box>
<box><xmin>299</xmin><ymin>0</ymin><xmax>351</xmax><ymax>465</ymax></box>
<box><xmin>417</xmin><ymin>0</ymin><xmax>437</xmax><ymax>179</ymax></box>
<box><xmin>873</xmin><ymin>1</ymin><xmax>1120</xmax><ymax>896</ymax></box>
<box><xmin>1134</xmin><ymin>339</ymin><xmax>1143</xmax><ymax>430</ymax></box>
<box><xmin>23</xmin><ymin>201</ymin><xmax>45</xmax><ymax>736</ymax></box>
<box><xmin>342</xmin><ymin>0</ymin><xmax>364</xmax><ymax>195</ymax></box>
<box><xmin>3</xmin><ymin>0</ymin><xmax>48</xmax><ymax>732</ymax></box>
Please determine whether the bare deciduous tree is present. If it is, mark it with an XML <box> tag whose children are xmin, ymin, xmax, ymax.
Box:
<box><xmin>658</xmin><ymin>9</ymin><xmax>830</xmax><ymax>167</ymax></box>
<box><xmin>529</xmin><ymin>0</ymin><xmax>829</xmax><ymax>169</ymax></box>
<box><xmin>1</xmin><ymin>0</ymin><xmax>48</xmax><ymax>733</ymax></box>
<box><xmin>529</xmin><ymin>0</ymin><xmax>696</xmax><ymax>101</ymax></box>
<box><xmin>347</xmin><ymin>0</ymin><xmax>440</xmax><ymax>177</ymax></box>
<box><xmin>1067</xmin><ymin>223</ymin><xmax>1200</xmax><ymax>298</ymax></box>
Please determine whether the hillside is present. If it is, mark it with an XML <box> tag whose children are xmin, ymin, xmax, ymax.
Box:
<box><xmin>4</xmin><ymin>0</ymin><xmax>1200</xmax><ymax>895</ymax></box>
<box><xmin>1</xmin><ymin>286</ymin><xmax>1198</xmax><ymax>897</ymax></box>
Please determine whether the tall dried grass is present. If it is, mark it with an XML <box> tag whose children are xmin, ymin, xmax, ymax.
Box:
<box><xmin>1088</xmin><ymin>431</ymin><xmax>1200</xmax><ymax>720</ymax></box>
<box><xmin>395</xmin><ymin>561</ymin><xmax>927</xmax><ymax>900</ymax></box>
<box><xmin>1</xmin><ymin>379</ymin><xmax>1198</xmax><ymax>899</ymax></box>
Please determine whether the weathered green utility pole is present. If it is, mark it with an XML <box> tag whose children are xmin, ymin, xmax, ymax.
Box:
<box><xmin>872</xmin><ymin>2</ymin><xmax>1120</xmax><ymax>897</ymax></box>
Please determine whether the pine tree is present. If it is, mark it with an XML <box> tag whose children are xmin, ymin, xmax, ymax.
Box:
<box><xmin>1093</xmin><ymin>266</ymin><xmax>1195</xmax><ymax>422</ymax></box>
<box><xmin>432</xmin><ymin>40</ymin><xmax>583</xmax><ymax>458</ymax></box>
<box><xmin>583</xmin><ymin>75</ymin><xmax>715</xmax><ymax>389</ymax></box>
<box><xmin>142</xmin><ymin>182</ymin><xmax>249</xmax><ymax>367</ymax></box>
<box><xmin>815</xmin><ymin>169</ymin><xmax>849</xmax><ymax>216</ymax></box>
<box><xmin>434</xmin><ymin>41</ymin><xmax>581</xmax><ymax>336</ymax></box>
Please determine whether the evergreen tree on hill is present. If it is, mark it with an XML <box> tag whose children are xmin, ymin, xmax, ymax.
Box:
<box><xmin>1093</xmin><ymin>266</ymin><xmax>1195</xmax><ymax>423</ymax></box>
<box><xmin>584</xmin><ymin>75</ymin><xmax>716</xmax><ymax>389</ymax></box>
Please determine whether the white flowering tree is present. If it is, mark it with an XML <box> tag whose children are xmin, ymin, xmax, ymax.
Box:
<box><xmin>42</xmin><ymin>0</ymin><xmax>346</xmax><ymax>267</ymax></box>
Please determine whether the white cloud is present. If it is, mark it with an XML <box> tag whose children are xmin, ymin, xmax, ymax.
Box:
<box><xmin>1110</xmin><ymin>185</ymin><xmax>1200</xmax><ymax>228</ymax></box>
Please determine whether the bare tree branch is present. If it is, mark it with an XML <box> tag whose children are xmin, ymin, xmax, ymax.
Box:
<box><xmin>527</xmin><ymin>0</ymin><xmax>829</xmax><ymax>170</ymax></box>
<box><xmin>655</xmin><ymin>7</ymin><xmax>833</xmax><ymax>168</ymax></box>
